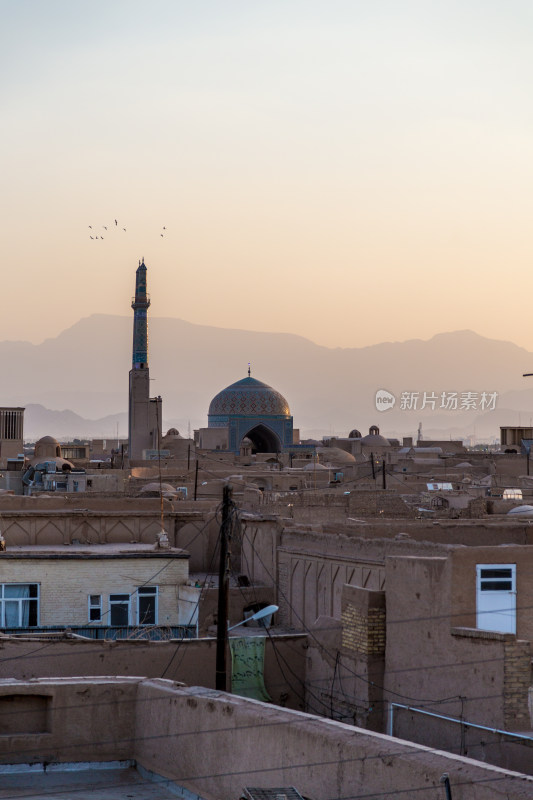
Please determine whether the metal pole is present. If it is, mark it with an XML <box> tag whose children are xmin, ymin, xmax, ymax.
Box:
<box><xmin>382</xmin><ymin>459</ymin><xmax>386</xmax><ymax>490</ymax></box>
<box><xmin>194</xmin><ymin>460</ymin><xmax>199</xmax><ymax>501</ymax></box>
<box><xmin>440</xmin><ymin>774</ymin><xmax>452</xmax><ymax>800</ymax></box>
<box><xmin>370</xmin><ymin>452</ymin><xmax>375</xmax><ymax>480</ymax></box>
<box><xmin>216</xmin><ymin>484</ymin><xmax>232</xmax><ymax>691</ymax></box>
<box><xmin>155</xmin><ymin>398</ymin><xmax>164</xmax><ymax>533</ymax></box>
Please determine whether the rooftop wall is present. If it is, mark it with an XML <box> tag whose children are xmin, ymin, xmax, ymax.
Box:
<box><xmin>0</xmin><ymin>635</ymin><xmax>307</xmax><ymax>711</ymax></box>
<box><xmin>2</xmin><ymin>677</ymin><xmax>533</xmax><ymax>799</ymax></box>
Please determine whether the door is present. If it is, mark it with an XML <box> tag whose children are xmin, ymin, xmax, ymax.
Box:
<box><xmin>476</xmin><ymin>564</ymin><xmax>516</xmax><ymax>634</ymax></box>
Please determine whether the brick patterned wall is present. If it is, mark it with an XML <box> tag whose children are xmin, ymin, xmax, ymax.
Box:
<box><xmin>503</xmin><ymin>639</ymin><xmax>532</xmax><ymax>730</ymax></box>
<box><xmin>342</xmin><ymin>603</ymin><xmax>386</xmax><ymax>656</ymax></box>
<box><xmin>348</xmin><ymin>491</ymin><xmax>415</xmax><ymax>518</ymax></box>
<box><xmin>277</xmin><ymin>561</ymin><xmax>289</xmax><ymax>625</ymax></box>
<box><xmin>262</xmin><ymin>490</ymin><xmax>414</xmax><ymax>518</ymax></box>
<box><xmin>0</xmin><ymin>510</ymin><xmax>204</xmax><ymax>547</ymax></box>
<box><xmin>0</xmin><ymin>557</ymin><xmax>189</xmax><ymax>627</ymax></box>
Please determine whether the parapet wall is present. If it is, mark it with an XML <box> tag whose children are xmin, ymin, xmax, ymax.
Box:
<box><xmin>0</xmin><ymin>634</ymin><xmax>307</xmax><ymax>711</ymax></box>
<box><xmin>1</xmin><ymin>677</ymin><xmax>530</xmax><ymax>800</ymax></box>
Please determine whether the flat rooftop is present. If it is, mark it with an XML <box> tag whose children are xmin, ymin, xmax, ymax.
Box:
<box><xmin>0</xmin><ymin>764</ymin><xmax>192</xmax><ymax>800</ymax></box>
<box><xmin>0</xmin><ymin>543</ymin><xmax>188</xmax><ymax>559</ymax></box>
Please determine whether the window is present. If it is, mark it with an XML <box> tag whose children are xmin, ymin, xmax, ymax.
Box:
<box><xmin>476</xmin><ymin>564</ymin><xmax>516</xmax><ymax>634</ymax></box>
<box><xmin>503</xmin><ymin>488</ymin><xmax>522</xmax><ymax>500</ymax></box>
<box><xmin>0</xmin><ymin>584</ymin><xmax>39</xmax><ymax>627</ymax></box>
<box><xmin>88</xmin><ymin>595</ymin><xmax>102</xmax><ymax>623</ymax></box>
<box><xmin>137</xmin><ymin>587</ymin><xmax>158</xmax><ymax>625</ymax></box>
<box><xmin>109</xmin><ymin>594</ymin><xmax>130</xmax><ymax>626</ymax></box>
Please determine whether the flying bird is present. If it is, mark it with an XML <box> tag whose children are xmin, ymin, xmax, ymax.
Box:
<box><xmin>103</xmin><ymin>226</ymin><xmax>107</xmax><ymax>230</ymax></box>
<box><xmin>162</xmin><ymin>226</ymin><xmax>166</xmax><ymax>230</ymax></box>
<box><xmin>90</xmin><ymin>236</ymin><xmax>94</xmax><ymax>239</ymax></box>
<box><xmin>123</xmin><ymin>228</ymin><xmax>126</xmax><ymax>231</ymax></box>
<box><xmin>88</xmin><ymin>225</ymin><xmax>92</xmax><ymax>229</ymax></box>
<box><xmin>115</xmin><ymin>219</ymin><xmax>118</xmax><ymax>226</ymax></box>
<box><xmin>160</xmin><ymin>234</ymin><xmax>164</xmax><ymax>237</ymax></box>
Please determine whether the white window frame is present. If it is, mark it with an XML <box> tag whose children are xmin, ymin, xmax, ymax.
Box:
<box><xmin>88</xmin><ymin>594</ymin><xmax>102</xmax><ymax>623</ymax></box>
<box><xmin>476</xmin><ymin>563</ymin><xmax>516</xmax><ymax>634</ymax></box>
<box><xmin>109</xmin><ymin>594</ymin><xmax>131</xmax><ymax>626</ymax></box>
<box><xmin>137</xmin><ymin>586</ymin><xmax>158</xmax><ymax>626</ymax></box>
<box><xmin>0</xmin><ymin>583</ymin><xmax>40</xmax><ymax>628</ymax></box>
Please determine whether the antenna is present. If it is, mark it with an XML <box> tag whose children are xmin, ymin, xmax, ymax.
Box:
<box><xmin>248</xmin><ymin>362</ymin><xmax>251</xmax><ymax>377</ymax></box>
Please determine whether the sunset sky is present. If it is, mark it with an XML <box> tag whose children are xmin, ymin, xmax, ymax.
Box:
<box><xmin>2</xmin><ymin>0</ymin><xmax>532</xmax><ymax>349</ymax></box>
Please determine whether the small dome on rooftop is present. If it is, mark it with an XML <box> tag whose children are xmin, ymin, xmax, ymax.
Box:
<box><xmin>507</xmin><ymin>505</ymin><xmax>533</xmax><ymax>516</ymax></box>
<box><xmin>36</xmin><ymin>436</ymin><xmax>59</xmax><ymax>445</ymax></box>
<box><xmin>318</xmin><ymin>446</ymin><xmax>356</xmax><ymax>464</ymax></box>
<box><xmin>360</xmin><ymin>426</ymin><xmax>391</xmax><ymax>447</ymax></box>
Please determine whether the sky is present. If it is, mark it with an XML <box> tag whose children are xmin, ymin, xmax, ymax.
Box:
<box><xmin>1</xmin><ymin>0</ymin><xmax>532</xmax><ymax>349</ymax></box>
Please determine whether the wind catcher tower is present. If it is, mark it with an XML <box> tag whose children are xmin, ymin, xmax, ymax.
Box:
<box><xmin>128</xmin><ymin>258</ymin><xmax>162</xmax><ymax>461</ymax></box>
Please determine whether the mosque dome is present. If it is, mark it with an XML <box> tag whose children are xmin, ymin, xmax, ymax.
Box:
<box><xmin>208</xmin><ymin>376</ymin><xmax>291</xmax><ymax>418</ymax></box>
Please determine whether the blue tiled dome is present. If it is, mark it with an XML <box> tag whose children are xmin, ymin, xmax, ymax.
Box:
<box><xmin>208</xmin><ymin>377</ymin><xmax>290</xmax><ymax>417</ymax></box>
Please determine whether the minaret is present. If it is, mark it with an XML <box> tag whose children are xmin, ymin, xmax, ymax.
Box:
<box><xmin>131</xmin><ymin>258</ymin><xmax>150</xmax><ymax>368</ymax></box>
<box><xmin>128</xmin><ymin>259</ymin><xmax>162</xmax><ymax>461</ymax></box>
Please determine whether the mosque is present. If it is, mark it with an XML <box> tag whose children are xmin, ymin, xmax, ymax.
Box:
<box><xmin>127</xmin><ymin>261</ymin><xmax>299</xmax><ymax>459</ymax></box>
<box><xmin>197</xmin><ymin>370</ymin><xmax>298</xmax><ymax>454</ymax></box>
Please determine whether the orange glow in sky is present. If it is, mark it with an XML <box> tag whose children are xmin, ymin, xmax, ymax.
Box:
<box><xmin>2</xmin><ymin>0</ymin><xmax>532</xmax><ymax>349</ymax></box>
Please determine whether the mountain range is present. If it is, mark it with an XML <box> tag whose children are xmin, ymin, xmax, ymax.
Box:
<box><xmin>3</xmin><ymin>315</ymin><xmax>533</xmax><ymax>441</ymax></box>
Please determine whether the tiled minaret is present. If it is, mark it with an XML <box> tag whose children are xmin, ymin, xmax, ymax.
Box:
<box><xmin>131</xmin><ymin>258</ymin><xmax>150</xmax><ymax>368</ymax></box>
<box><xmin>128</xmin><ymin>259</ymin><xmax>162</xmax><ymax>461</ymax></box>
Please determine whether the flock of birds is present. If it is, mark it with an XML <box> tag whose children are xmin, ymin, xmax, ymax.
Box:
<box><xmin>88</xmin><ymin>220</ymin><xmax>167</xmax><ymax>240</ymax></box>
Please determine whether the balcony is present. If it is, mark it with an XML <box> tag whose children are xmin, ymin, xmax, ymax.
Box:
<box><xmin>0</xmin><ymin>624</ymin><xmax>196</xmax><ymax>641</ymax></box>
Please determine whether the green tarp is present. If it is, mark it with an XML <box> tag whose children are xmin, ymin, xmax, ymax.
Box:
<box><xmin>230</xmin><ymin>636</ymin><xmax>272</xmax><ymax>702</ymax></box>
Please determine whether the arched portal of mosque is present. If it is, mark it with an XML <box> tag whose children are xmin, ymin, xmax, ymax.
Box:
<box><xmin>242</xmin><ymin>424</ymin><xmax>281</xmax><ymax>454</ymax></box>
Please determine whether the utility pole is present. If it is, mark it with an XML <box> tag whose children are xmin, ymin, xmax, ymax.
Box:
<box><xmin>382</xmin><ymin>458</ymin><xmax>387</xmax><ymax>490</ymax></box>
<box><xmin>194</xmin><ymin>460</ymin><xmax>199</xmax><ymax>501</ymax></box>
<box><xmin>216</xmin><ymin>484</ymin><xmax>232</xmax><ymax>691</ymax></box>
<box><xmin>155</xmin><ymin>397</ymin><xmax>164</xmax><ymax>534</ymax></box>
<box><xmin>370</xmin><ymin>452</ymin><xmax>375</xmax><ymax>480</ymax></box>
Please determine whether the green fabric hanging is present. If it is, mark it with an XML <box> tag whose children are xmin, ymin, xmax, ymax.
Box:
<box><xmin>230</xmin><ymin>636</ymin><xmax>272</xmax><ymax>702</ymax></box>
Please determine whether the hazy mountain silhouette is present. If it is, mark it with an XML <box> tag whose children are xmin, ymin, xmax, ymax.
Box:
<box><xmin>3</xmin><ymin>315</ymin><xmax>533</xmax><ymax>439</ymax></box>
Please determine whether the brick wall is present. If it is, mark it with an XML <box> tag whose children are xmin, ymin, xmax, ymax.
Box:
<box><xmin>341</xmin><ymin>585</ymin><xmax>386</xmax><ymax>656</ymax></box>
<box><xmin>342</xmin><ymin>604</ymin><xmax>386</xmax><ymax>655</ymax></box>
<box><xmin>503</xmin><ymin>639</ymin><xmax>532</xmax><ymax>730</ymax></box>
<box><xmin>277</xmin><ymin>560</ymin><xmax>289</xmax><ymax>625</ymax></box>
<box><xmin>348</xmin><ymin>491</ymin><xmax>415</xmax><ymax>518</ymax></box>
<box><xmin>0</xmin><ymin>556</ymin><xmax>189</xmax><ymax>627</ymax></box>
